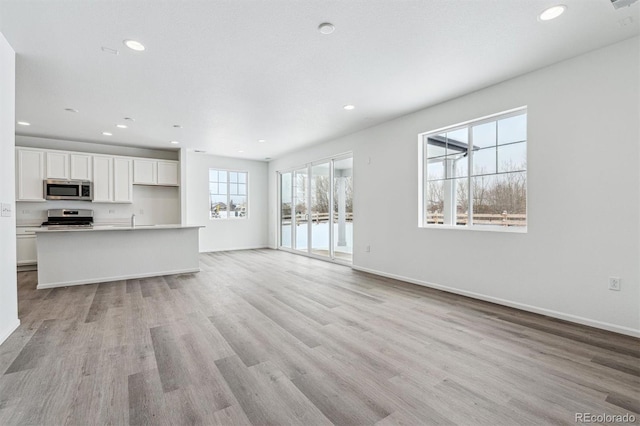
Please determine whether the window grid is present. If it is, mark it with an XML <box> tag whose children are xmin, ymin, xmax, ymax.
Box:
<box><xmin>209</xmin><ymin>169</ymin><xmax>248</xmax><ymax>219</ymax></box>
<box><xmin>421</xmin><ymin>108</ymin><xmax>527</xmax><ymax>230</ymax></box>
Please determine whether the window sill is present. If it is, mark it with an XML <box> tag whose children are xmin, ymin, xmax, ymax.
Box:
<box><xmin>420</xmin><ymin>224</ymin><xmax>527</xmax><ymax>233</ymax></box>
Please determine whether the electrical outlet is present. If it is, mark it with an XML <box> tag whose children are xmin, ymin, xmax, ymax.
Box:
<box><xmin>365</xmin><ymin>245</ymin><xmax>371</xmax><ymax>253</ymax></box>
<box><xmin>108</xmin><ymin>209</ymin><xmax>115</xmax><ymax>214</ymax></box>
<box><xmin>139</xmin><ymin>209</ymin><xmax>144</xmax><ymax>215</ymax></box>
<box><xmin>609</xmin><ymin>277</ymin><xmax>621</xmax><ymax>291</ymax></box>
<box><xmin>1</xmin><ymin>203</ymin><xmax>11</xmax><ymax>217</ymax></box>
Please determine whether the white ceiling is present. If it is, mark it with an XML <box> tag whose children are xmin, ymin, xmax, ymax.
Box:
<box><xmin>0</xmin><ymin>0</ymin><xmax>638</xmax><ymax>160</ymax></box>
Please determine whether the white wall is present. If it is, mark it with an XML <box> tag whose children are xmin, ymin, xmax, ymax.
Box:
<box><xmin>268</xmin><ymin>37</ymin><xmax>640</xmax><ymax>337</ymax></box>
<box><xmin>185</xmin><ymin>151</ymin><xmax>268</xmax><ymax>252</ymax></box>
<box><xmin>0</xmin><ymin>33</ymin><xmax>19</xmax><ymax>345</ymax></box>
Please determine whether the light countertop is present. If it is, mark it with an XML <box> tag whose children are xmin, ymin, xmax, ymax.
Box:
<box><xmin>34</xmin><ymin>224</ymin><xmax>203</xmax><ymax>233</ymax></box>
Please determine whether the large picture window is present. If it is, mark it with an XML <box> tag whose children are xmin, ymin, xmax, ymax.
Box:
<box><xmin>420</xmin><ymin>108</ymin><xmax>527</xmax><ymax>230</ymax></box>
<box><xmin>209</xmin><ymin>169</ymin><xmax>248</xmax><ymax>219</ymax></box>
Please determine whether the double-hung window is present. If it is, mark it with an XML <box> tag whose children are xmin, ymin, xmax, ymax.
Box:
<box><xmin>209</xmin><ymin>169</ymin><xmax>248</xmax><ymax>219</ymax></box>
<box><xmin>420</xmin><ymin>107</ymin><xmax>527</xmax><ymax>230</ymax></box>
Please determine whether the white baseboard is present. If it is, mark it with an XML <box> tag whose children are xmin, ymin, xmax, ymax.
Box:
<box><xmin>0</xmin><ymin>319</ymin><xmax>20</xmax><ymax>346</ymax></box>
<box><xmin>201</xmin><ymin>245</ymin><xmax>269</xmax><ymax>253</ymax></box>
<box><xmin>36</xmin><ymin>268</ymin><xmax>201</xmax><ymax>289</ymax></box>
<box><xmin>352</xmin><ymin>265</ymin><xmax>640</xmax><ymax>338</ymax></box>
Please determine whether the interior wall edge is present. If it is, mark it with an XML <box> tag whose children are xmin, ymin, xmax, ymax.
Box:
<box><xmin>0</xmin><ymin>319</ymin><xmax>19</xmax><ymax>347</ymax></box>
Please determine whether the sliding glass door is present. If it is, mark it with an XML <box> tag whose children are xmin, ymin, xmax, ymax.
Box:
<box><xmin>280</xmin><ymin>172</ymin><xmax>293</xmax><ymax>248</ymax></box>
<box><xmin>293</xmin><ymin>167</ymin><xmax>308</xmax><ymax>252</ymax></box>
<box><xmin>332</xmin><ymin>156</ymin><xmax>353</xmax><ymax>261</ymax></box>
<box><xmin>310</xmin><ymin>162</ymin><xmax>330</xmax><ymax>257</ymax></box>
<box><xmin>278</xmin><ymin>154</ymin><xmax>353</xmax><ymax>263</ymax></box>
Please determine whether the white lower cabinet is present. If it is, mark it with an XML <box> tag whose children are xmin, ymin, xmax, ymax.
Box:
<box><xmin>17</xmin><ymin>228</ymin><xmax>39</xmax><ymax>265</ymax></box>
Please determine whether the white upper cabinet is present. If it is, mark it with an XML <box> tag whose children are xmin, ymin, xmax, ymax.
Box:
<box><xmin>157</xmin><ymin>161</ymin><xmax>179</xmax><ymax>186</ymax></box>
<box><xmin>93</xmin><ymin>156</ymin><xmax>133</xmax><ymax>203</ymax></box>
<box><xmin>134</xmin><ymin>159</ymin><xmax>179</xmax><ymax>186</ymax></box>
<box><xmin>44</xmin><ymin>150</ymin><xmax>93</xmax><ymax>181</ymax></box>
<box><xmin>16</xmin><ymin>147</ymin><xmax>178</xmax><ymax>204</ymax></box>
<box><xmin>92</xmin><ymin>155</ymin><xmax>114</xmax><ymax>203</ymax></box>
<box><xmin>113</xmin><ymin>157</ymin><xmax>133</xmax><ymax>203</ymax></box>
<box><xmin>133</xmin><ymin>159</ymin><xmax>157</xmax><ymax>185</ymax></box>
<box><xmin>45</xmin><ymin>151</ymin><xmax>70</xmax><ymax>179</ymax></box>
<box><xmin>70</xmin><ymin>154</ymin><xmax>92</xmax><ymax>180</ymax></box>
<box><xmin>16</xmin><ymin>149</ymin><xmax>45</xmax><ymax>201</ymax></box>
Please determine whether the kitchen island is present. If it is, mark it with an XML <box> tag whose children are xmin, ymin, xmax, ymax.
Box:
<box><xmin>35</xmin><ymin>225</ymin><xmax>202</xmax><ymax>289</ymax></box>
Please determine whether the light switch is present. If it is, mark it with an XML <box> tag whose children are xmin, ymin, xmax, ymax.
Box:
<box><xmin>1</xmin><ymin>203</ymin><xmax>11</xmax><ymax>217</ymax></box>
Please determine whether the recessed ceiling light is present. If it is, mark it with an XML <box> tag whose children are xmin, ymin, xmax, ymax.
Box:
<box><xmin>318</xmin><ymin>23</ymin><xmax>335</xmax><ymax>35</ymax></box>
<box><xmin>116</xmin><ymin>124</ymin><xmax>128</xmax><ymax>129</ymax></box>
<box><xmin>238</xmin><ymin>150</ymin><xmax>244</xmax><ymax>153</ymax></box>
<box><xmin>102</xmin><ymin>132</ymin><xmax>112</xmax><ymax>136</ymax></box>
<box><xmin>17</xmin><ymin>121</ymin><xmax>31</xmax><ymax>126</ymax></box>
<box><xmin>170</xmin><ymin>140</ymin><xmax>180</xmax><ymax>144</ymax></box>
<box><xmin>173</xmin><ymin>124</ymin><xmax>182</xmax><ymax>128</ymax></box>
<box><xmin>123</xmin><ymin>39</ymin><xmax>145</xmax><ymax>51</ymax></box>
<box><xmin>343</xmin><ymin>104</ymin><xmax>355</xmax><ymax>110</ymax></box>
<box><xmin>539</xmin><ymin>5</ymin><xmax>566</xmax><ymax>21</ymax></box>
<box><xmin>258</xmin><ymin>139</ymin><xmax>266</xmax><ymax>143</ymax></box>
<box><xmin>65</xmin><ymin>108</ymin><xmax>78</xmax><ymax>113</ymax></box>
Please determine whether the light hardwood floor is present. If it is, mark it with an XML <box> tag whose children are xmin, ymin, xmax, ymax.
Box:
<box><xmin>0</xmin><ymin>249</ymin><xmax>638</xmax><ymax>425</ymax></box>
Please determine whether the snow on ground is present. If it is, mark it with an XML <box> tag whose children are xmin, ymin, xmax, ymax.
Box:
<box><xmin>281</xmin><ymin>223</ymin><xmax>353</xmax><ymax>254</ymax></box>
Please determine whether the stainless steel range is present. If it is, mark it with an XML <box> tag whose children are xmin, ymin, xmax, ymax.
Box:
<box><xmin>42</xmin><ymin>209</ymin><xmax>94</xmax><ymax>228</ymax></box>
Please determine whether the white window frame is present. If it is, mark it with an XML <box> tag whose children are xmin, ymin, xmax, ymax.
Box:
<box><xmin>418</xmin><ymin>106</ymin><xmax>527</xmax><ymax>233</ymax></box>
<box><xmin>209</xmin><ymin>169</ymin><xmax>249</xmax><ymax>220</ymax></box>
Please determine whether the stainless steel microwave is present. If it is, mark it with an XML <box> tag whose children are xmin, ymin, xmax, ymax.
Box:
<box><xmin>44</xmin><ymin>179</ymin><xmax>93</xmax><ymax>201</ymax></box>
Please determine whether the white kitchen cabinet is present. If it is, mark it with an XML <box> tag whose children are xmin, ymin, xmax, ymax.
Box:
<box><xmin>93</xmin><ymin>155</ymin><xmax>132</xmax><ymax>203</ymax></box>
<box><xmin>157</xmin><ymin>161</ymin><xmax>179</xmax><ymax>186</ymax></box>
<box><xmin>16</xmin><ymin>227</ymin><xmax>39</xmax><ymax>266</ymax></box>
<box><xmin>134</xmin><ymin>159</ymin><xmax>179</xmax><ymax>186</ymax></box>
<box><xmin>70</xmin><ymin>153</ymin><xmax>92</xmax><ymax>180</ymax></box>
<box><xmin>92</xmin><ymin>155</ymin><xmax>114</xmax><ymax>202</ymax></box>
<box><xmin>45</xmin><ymin>151</ymin><xmax>70</xmax><ymax>179</ymax></box>
<box><xmin>113</xmin><ymin>157</ymin><xmax>133</xmax><ymax>203</ymax></box>
<box><xmin>133</xmin><ymin>159</ymin><xmax>157</xmax><ymax>185</ymax></box>
<box><xmin>16</xmin><ymin>149</ymin><xmax>46</xmax><ymax>201</ymax></box>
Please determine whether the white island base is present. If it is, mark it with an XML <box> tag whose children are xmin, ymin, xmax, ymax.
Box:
<box><xmin>35</xmin><ymin>225</ymin><xmax>202</xmax><ymax>289</ymax></box>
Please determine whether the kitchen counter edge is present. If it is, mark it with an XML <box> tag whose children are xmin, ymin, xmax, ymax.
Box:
<box><xmin>34</xmin><ymin>224</ymin><xmax>204</xmax><ymax>233</ymax></box>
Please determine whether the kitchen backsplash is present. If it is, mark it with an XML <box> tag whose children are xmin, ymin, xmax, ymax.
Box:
<box><xmin>17</xmin><ymin>185</ymin><xmax>180</xmax><ymax>226</ymax></box>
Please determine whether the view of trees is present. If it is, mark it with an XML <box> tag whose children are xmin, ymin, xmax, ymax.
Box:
<box><xmin>427</xmin><ymin>168</ymin><xmax>526</xmax><ymax>215</ymax></box>
<box><xmin>312</xmin><ymin>175</ymin><xmax>353</xmax><ymax>215</ymax></box>
<box><xmin>426</xmin><ymin>159</ymin><xmax>526</xmax><ymax>225</ymax></box>
<box><xmin>286</xmin><ymin>174</ymin><xmax>353</xmax><ymax>220</ymax></box>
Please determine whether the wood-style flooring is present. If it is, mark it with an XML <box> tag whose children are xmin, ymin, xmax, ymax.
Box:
<box><xmin>0</xmin><ymin>249</ymin><xmax>638</xmax><ymax>425</ymax></box>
